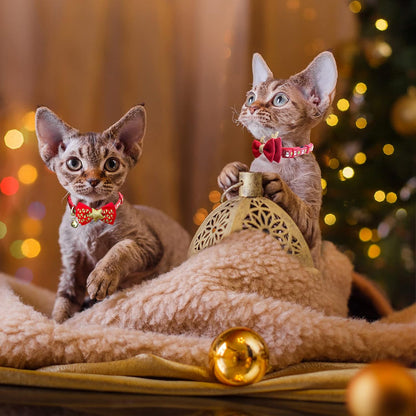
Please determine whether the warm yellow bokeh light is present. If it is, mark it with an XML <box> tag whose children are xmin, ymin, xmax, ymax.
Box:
<box><xmin>324</xmin><ymin>213</ymin><xmax>336</xmax><ymax>226</ymax></box>
<box><xmin>337</xmin><ymin>98</ymin><xmax>350</xmax><ymax>112</ymax></box>
<box><xmin>354</xmin><ymin>82</ymin><xmax>367</xmax><ymax>95</ymax></box>
<box><xmin>359</xmin><ymin>227</ymin><xmax>372</xmax><ymax>242</ymax></box>
<box><xmin>386</xmin><ymin>192</ymin><xmax>397</xmax><ymax>204</ymax></box>
<box><xmin>208</xmin><ymin>190</ymin><xmax>221</xmax><ymax>204</ymax></box>
<box><xmin>374</xmin><ymin>190</ymin><xmax>386</xmax><ymax>202</ymax></box>
<box><xmin>383</xmin><ymin>144</ymin><xmax>395</xmax><ymax>155</ymax></box>
<box><xmin>18</xmin><ymin>164</ymin><xmax>38</xmax><ymax>185</ymax></box>
<box><xmin>23</xmin><ymin>111</ymin><xmax>36</xmax><ymax>132</ymax></box>
<box><xmin>325</xmin><ymin>114</ymin><xmax>339</xmax><ymax>127</ymax></box>
<box><xmin>4</xmin><ymin>129</ymin><xmax>24</xmax><ymax>150</ymax></box>
<box><xmin>349</xmin><ymin>1</ymin><xmax>362</xmax><ymax>13</ymax></box>
<box><xmin>375</xmin><ymin>18</ymin><xmax>388</xmax><ymax>31</ymax></box>
<box><xmin>342</xmin><ymin>166</ymin><xmax>355</xmax><ymax>179</ymax></box>
<box><xmin>355</xmin><ymin>117</ymin><xmax>367</xmax><ymax>129</ymax></box>
<box><xmin>328</xmin><ymin>158</ymin><xmax>340</xmax><ymax>169</ymax></box>
<box><xmin>354</xmin><ymin>152</ymin><xmax>367</xmax><ymax>164</ymax></box>
<box><xmin>0</xmin><ymin>221</ymin><xmax>7</xmax><ymax>239</ymax></box>
<box><xmin>21</xmin><ymin>218</ymin><xmax>42</xmax><ymax>237</ymax></box>
<box><xmin>321</xmin><ymin>178</ymin><xmax>327</xmax><ymax>190</ymax></box>
<box><xmin>193</xmin><ymin>208</ymin><xmax>208</xmax><ymax>226</ymax></box>
<box><xmin>21</xmin><ymin>238</ymin><xmax>41</xmax><ymax>258</ymax></box>
<box><xmin>368</xmin><ymin>244</ymin><xmax>381</xmax><ymax>259</ymax></box>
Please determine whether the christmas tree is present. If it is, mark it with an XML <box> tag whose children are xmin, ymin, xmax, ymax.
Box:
<box><xmin>318</xmin><ymin>0</ymin><xmax>416</xmax><ymax>308</ymax></box>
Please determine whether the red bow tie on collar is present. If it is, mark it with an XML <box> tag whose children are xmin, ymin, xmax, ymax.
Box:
<box><xmin>252</xmin><ymin>137</ymin><xmax>314</xmax><ymax>163</ymax></box>
<box><xmin>67</xmin><ymin>192</ymin><xmax>123</xmax><ymax>226</ymax></box>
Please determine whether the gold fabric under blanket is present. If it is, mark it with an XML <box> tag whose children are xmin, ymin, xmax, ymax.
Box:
<box><xmin>0</xmin><ymin>357</ymin><xmax>375</xmax><ymax>402</ymax></box>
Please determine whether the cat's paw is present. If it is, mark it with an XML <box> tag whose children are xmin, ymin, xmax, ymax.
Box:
<box><xmin>87</xmin><ymin>269</ymin><xmax>119</xmax><ymax>301</ymax></box>
<box><xmin>52</xmin><ymin>296</ymin><xmax>74</xmax><ymax>323</ymax></box>
<box><xmin>262</xmin><ymin>172</ymin><xmax>288</xmax><ymax>206</ymax></box>
<box><xmin>217</xmin><ymin>161</ymin><xmax>249</xmax><ymax>199</ymax></box>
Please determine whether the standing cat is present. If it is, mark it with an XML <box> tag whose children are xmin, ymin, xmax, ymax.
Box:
<box><xmin>36</xmin><ymin>105</ymin><xmax>190</xmax><ymax>322</ymax></box>
<box><xmin>218</xmin><ymin>52</ymin><xmax>337</xmax><ymax>267</ymax></box>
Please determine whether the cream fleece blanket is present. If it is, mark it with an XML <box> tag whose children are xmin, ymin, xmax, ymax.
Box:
<box><xmin>0</xmin><ymin>230</ymin><xmax>415</xmax><ymax>372</ymax></box>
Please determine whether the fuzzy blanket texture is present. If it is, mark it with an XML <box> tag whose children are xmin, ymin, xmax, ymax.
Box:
<box><xmin>0</xmin><ymin>230</ymin><xmax>415</xmax><ymax>373</ymax></box>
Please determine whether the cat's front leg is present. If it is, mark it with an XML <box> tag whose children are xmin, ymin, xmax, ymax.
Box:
<box><xmin>262</xmin><ymin>172</ymin><xmax>321</xmax><ymax>255</ymax></box>
<box><xmin>87</xmin><ymin>237</ymin><xmax>163</xmax><ymax>300</ymax></box>
<box><xmin>217</xmin><ymin>161</ymin><xmax>249</xmax><ymax>199</ymax></box>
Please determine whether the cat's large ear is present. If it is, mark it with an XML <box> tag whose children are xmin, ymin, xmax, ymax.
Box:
<box><xmin>105</xmin><ymin>105</ymin><xmax>146</xmax><ymax>166</ymax></box>
<box><xmin>291</xmin><ymin>51</ymin><xmax>338</xmax><ymax>115</ymax></box>
<box><xmin>35</xmin><ymin>107</ymin><xmax>77</xmax><ymax>170</ymax></box>
<box><xmin>252</xmin><ymin>53</ymin><xmax>274</xmax><ymax>87</ymax></box>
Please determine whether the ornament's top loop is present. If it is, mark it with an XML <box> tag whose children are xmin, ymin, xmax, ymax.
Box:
<box><xmin>221</xmin><ymin>181</ymin><xmax>243</xmax><ymax>203</ymax></box>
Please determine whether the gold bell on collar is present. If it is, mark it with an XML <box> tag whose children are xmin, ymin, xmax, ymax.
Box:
<box><xmin>188</xmin><ymin>171</ymin><xmax>313</xmax><ymax>267</ymax></box>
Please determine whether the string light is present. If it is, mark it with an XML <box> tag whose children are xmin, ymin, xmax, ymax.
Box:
<box><xmin>18</xmin><ymin>164</ymin><xmax>38</xmax><ymax>185</ymax></box>
<box><xmin>354</xmin><ymin>152</ymin><xmax>367</xmax><ymax>164</ymax></box>
<box><xmin>355</xmin><ymin>116</ymin><xmax>367</xmax><ymax>129</ymax></box>
<box><xmin>321</xmin><ymin>178</ymin><xmax>327</xmax><ymax>190</ymax></box>
<box><xmin>193</xmin><ymin>208</ymin><xmax>208</xmax><ymax>226</ymax></box>
<box><xmin>209</xmin><ymin>190</ymin><xmax>221</xmax><ymax>204</ymax></box>
<box><xmin>383</xmin><ymin>143</ymin><xmax>395</xmax><ymax>155</ymax></box>
<box><xmin>386</xmin><ymin>192</ymin><xmax>397</xmax><ymax>204</ymax></box>
<box><xmin>328</xmin><ymin>158</ymin><xmax>340</xmax><ymax>169</ymax></box>
<box><xmin>0</xmin><ymin>177</ymin><xmax>19</xmax><ymax>196</ymax></box>
<box><xmin>4</xmin><ymin>129</ymin><xmax>24</xmax><ymax>150</ymax></box>
<box><xmin>375</xmin><ymin>18</ymin><xmax>388</xmax><ymax>31</ymax></box>
<box><xmin>368</xmin><ymin>244</ymin><xmax>381</xmax><ymax>259</ymax></box>
<box><xmin>374</xmin><ymin>190</ymin><xmax>386</xmax><ymax>202</ymax></box>
<box><xmin>359</xmin><ymin>227</ymin><xmax>372</xmax><ymax>242</ymax></box>
<box><xmin>337</xmin><ymin>98</ymin><xmax>350</xmax><ymax>111</ymax></box>
<box><xmin>354</xmin><ymin>82</ymin><xmax>367</xmax><ymax>95</ymax></box>
<box><xmin>348</xmin><ymin>1</ymin><xmax>362</xmax><ymax>13</ymax></box>
<box><xmin>326</xmin><ymin>114</ymin><xmax>339</xmax><ymax>127</ymax></box>
<box><xmin>342</xmin><ymin>166</ymin><xmax>355</xmax><ymax>179</ymax></box>
<box><xmin>324</xmin><ymin>213</ymin><xmax>336</xmax><ymax>225</ymax></box>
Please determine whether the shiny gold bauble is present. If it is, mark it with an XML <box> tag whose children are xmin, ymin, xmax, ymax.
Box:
<box><xmin>391</xmin><ymin>87</ymin><xmax>416</xmax><ymax>136</ymax></box>
<box><xmin>209</xmin><ymin>327</ymin><xmax>270</xmax><ymax>386</ymax></box>
<box><xmin>189</xmin><ymin>172</ymin><xmax>313</xmax><ymax>267</ymax></box>
<box><xmin>347</xmin><ymin>362</ymin><xmax>416</xmax><ymax>416</ymax></box>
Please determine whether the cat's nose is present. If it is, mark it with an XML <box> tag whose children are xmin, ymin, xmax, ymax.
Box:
<box><xmin>249</xmin><ymin>104</ymin><xmax>260</xmax><ymax>114</ymax></box>
<box><xmin>87</xmin><ymin>178</ymin><xmax>100</xmax><ymax>188</ymax></box>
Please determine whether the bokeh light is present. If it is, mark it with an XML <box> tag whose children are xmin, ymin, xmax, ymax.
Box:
<box><xmin>386</xmin><ymin>192</ymin><xmax>397</xmax><ymax>204</ymax></box>
<box><xmin>15</xmin><ymin>267</ymin><xmax>34</xmax><ymax>283</ymax></box>
<box><xmin>383</xmin><ymin>144</ymin><xmax>395</xmax><ymax>155</ymax></box>
<box><xmin>375</xmin><ymin>18</ymin><xmax>388</xmax><ymax>31</ymax></box>
<box><xmin>10</xmin><ymin>240</ymin><xmax>24</xmax><ymax>259</ymax></box>
<box><xmin>342</xmin><ymin>166</ymin><xmax>355</xmax><ymax>179</ymax></box>
<box><xmin>355</xmin><ymin>117</ymin><xmax>367</xmax><ymax>129</ymax></box>
<box><xmin>359</xmin><ymin>227</ymin><xmax>372</xmax><ymax>242</ymax></box>
<box><xmin>21</xmin><ymin>218</ymin><xmax>42</xmax><ymax>237</ymax></box>
<box><xmin>27</xmin><ymin>201</ymin><xmax>46</xmax><ymax>220</ymax></box>
<box><xmin>354</xmin><ymin>152</ymin><xmax>367</xmax><ymax>164</ymax></box>
<box><xmin>354</xmin><ymin>82</ymin><xmax>367</xmax><ymax>95</ymax></box>
<box><xmin>324</xmin><ymin>213</ymin><xmax>336</xmax><ymax>225</ymax></box>
<box><xmin>328</xmin><ymin>158</ymin><xmax>340</xmax><ymax>169</ymax></box>
<box><xmin>21</xmin><ymin>238</ymin><xmax>41</xmax><ymax>258</ymax></box>
<box><xmin>4</xmin><ymin>129</ymin><xmax>24</xmax><ymax>149</ymax></box>
<box><xmin>374</xmin><ymin>190</ymin><xmax>386</xmax><ymax>202</ymax></box>
<box><xmin>0</xmin><ymin>177</ymin><xmax>19</xmax><ymax>196</ymax></box>
<box><xmin>368</xmin><ymin>244</ymin><xmax>381</xmax><ymax>259</ymax></box>
<box><xmin>193</xmin><ymin>208</ymin><xmax>208</xmax><ymax>226</ymax></box>
<box><xmin>18</xmin><ymin>164</ymin><xmax>38</xmax><ymax>185</ymax></box>
<box><xmin>349</xmin><ymin>1</ymin><xmax>362</xmax><ymax>14</ymax></box>
<box><xmin>326</xmin><ymin>114</ymin><xmax>339</xmax><ymax>127</ymax></box>
<box><xmin>0</xmin><ymin>221</ymin><xmax>7</xmax><ymax>239</ymax></box>
<box><xmin>337</xmin><ymin>98</ymin><xmax>350</xmax><ymax>111</ymax></box>
<box><xmin>209</xmin><ymin>190</ymin><xmax>221</xmax><ymax>204</ymax></box>
<box><xmin>321</xmin><ymin>178</ymin><xmax>327</xmax><ymax>190</ymax></box>
<box><xmin>23</xmin><ymin>111</ymin><xmax>36</xmax><ymax>131</ymax></box>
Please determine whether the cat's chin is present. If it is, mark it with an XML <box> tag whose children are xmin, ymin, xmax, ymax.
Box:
<box><xmin>246</xmin><ymin>123</ymin><xmax>277</xmax><ymax>140</ymax></box>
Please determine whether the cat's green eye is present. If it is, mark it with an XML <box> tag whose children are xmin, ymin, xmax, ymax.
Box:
<box><xmin>246</xmin><ymin>93</ymin><xmax>256</xmax><ymax>106</ymax></box>
<box><xmin>66</xmin><ymin>157</ymin><xmax>82</xmax><ymax>171</ymax></box>
<box><xmin>104</xmin><ymin>157</ymin><xmax>120</xmax><ymax>172</ymax></box>
<box><xmin>272</xmin><ymin>93</ymin><xmax>289</xmax><ymax>107</ymax></box>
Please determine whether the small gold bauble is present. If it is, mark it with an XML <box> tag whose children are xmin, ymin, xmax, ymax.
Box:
<box><xmin>189</xmin><ymin>172</ymin><xmax>313</xmax><ymax>267</ymax></box>
<box><xmin>347</xmin><ymin>362</ymin><xmax>416</xmax><ymax>416</ymax></box>
<box><xmin>209</xmin><ymin>327</ymin><xmax>270</xmax><ymax>386</ymax></box>
<box><xmin>391</xmin><ymin>87</ymin><xmax>416</xmax><ymax>136</ymax></box>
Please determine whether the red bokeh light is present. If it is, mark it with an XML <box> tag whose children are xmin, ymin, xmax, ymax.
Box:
<box><xmin>0</xmin><ymin>176</ymin><xmax>19</xmax><ymax>196</ymax></box>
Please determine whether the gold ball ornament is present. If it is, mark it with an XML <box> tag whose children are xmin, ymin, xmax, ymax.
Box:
<box><xmin>209</xmin><ymin>327</ymin><xmax>270</xmax><ymax>386</ymax></box>
<box><xmin>391</xmin><ymin>87</ymin><xmax>416</xmax><ymax>136</ymax></box>
<box><xmin>189</xmin><ymin>172</ymin><xmax>313</xmax><ymax>267</ymax></box>
<box><xmin>347</xmin><ymin>362</ymin><xmax>416</xmax><ymax>416</ymax></box>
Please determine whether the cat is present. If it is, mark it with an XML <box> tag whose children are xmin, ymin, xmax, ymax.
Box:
<box><xmin>218</xmin><ymin>52</ymin><xmax>338</xmax><ymax>267</ymax></box>
<box><xmin>35</xmin><ymin>105</ymin><xmax>191</xmax><ymax>323</ymax></box>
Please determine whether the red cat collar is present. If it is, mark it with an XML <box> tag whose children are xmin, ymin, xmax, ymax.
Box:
<box><xmin>252</xmin><ymin>137</ymin><xmax>314</xmax><ymax>163</ymax></box>
<box><xmin>67</xmin><ymin>192</ymin><xmax>124</xmax><ymax>226</ymax></box>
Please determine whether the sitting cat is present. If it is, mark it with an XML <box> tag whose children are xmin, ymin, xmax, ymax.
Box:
<box><xmin>36</xmin><ymin>105</ymin><xmax>190</xmax><ymax>322</ymax></box>
<box><xmin>218</xmin><ymin>52</ymin><xmax>338</xmax><ymax>267</ymax></box>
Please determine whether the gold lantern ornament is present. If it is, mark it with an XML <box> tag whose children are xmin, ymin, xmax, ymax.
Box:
<box><xmin>209</xmin><ymin>327</ymin><xmax>270</xmax><ymax>386</ymax></box>
<box><xmin>189</xmin><ymin>171</ymin><xmax>313</xmax><ymax>267</ymax></box>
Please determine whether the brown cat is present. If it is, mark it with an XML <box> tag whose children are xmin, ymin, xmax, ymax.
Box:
<box><xmin>218</xmin><ymin>52</ymin><xmax>338</xmax><ymax>267</ymax></box>
<box><xmin>36</xmin><ymin>105</ymin><xmax>190</xmax><ymax>322</ymax></box>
